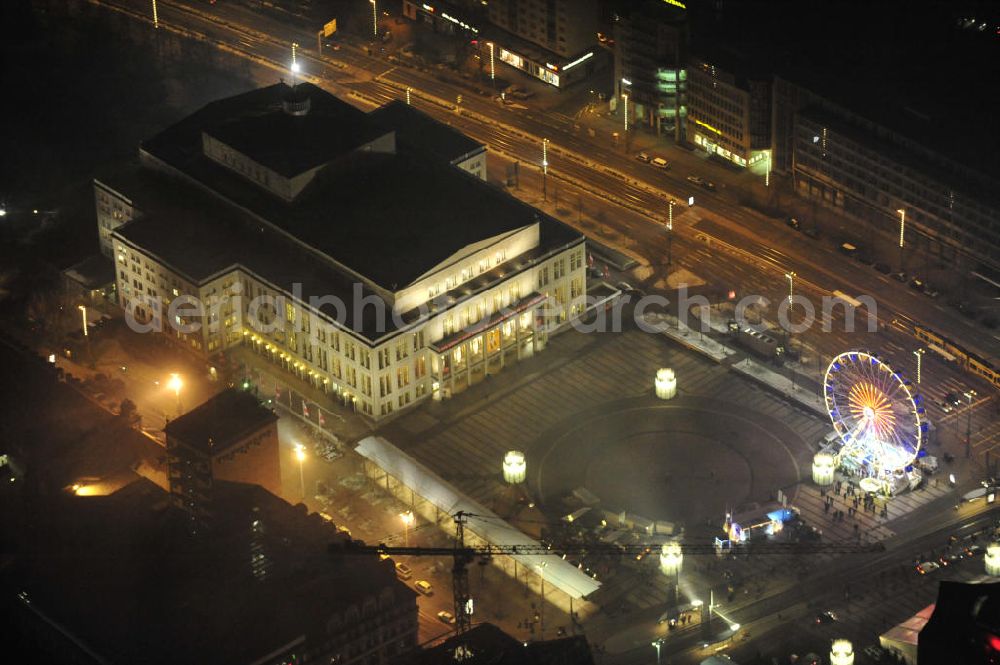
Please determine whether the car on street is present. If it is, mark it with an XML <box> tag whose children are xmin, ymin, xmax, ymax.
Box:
<box><xmin>938</xmin><ymin>400</ymin><xmax>955</xmax><ymax>413</ymax></box>
<box><xmin>414</xmin><ymin>580</ymin><xmax>433</xmax><ymax>595</ymax></box>
<box><xmin>923</xmin><ymin>285</ymin><xmax>940</xmax><ymax>298</ymax></box>
<box><xmin>944</xmin><ymin>392</ymin><xmax>963</xmax><ymax>407</ymax></box>
<box><xmin>838</xmin><ymin>242</ymin><xmax>858</xmax><ymax>257</ymax></box>
<box><xmin>815</xmin><ymin>610</ymin><xmax>838</xmax><ymax>624</ymax></box>
<box><xmin>916</xmin><ymin>561</ymin><xmax>941</xmax><ymax>574</ymax></box>
<box><xmin>910</xmin><ymin>277</ymin><xmax>926</xmax><ymax>291</ymax></box>
<box><xmin>636</xmin><ymin>152</ymin><xmax>651</xmax><ymax>162</ymax></box>
<box><xmin>395</xmin><ymin>562</ymin><xmax>412</xmax><ymax>580</ymax></box>
<box><xmin>965</xmin><ymin>544</ymin><xmax>984</xmax><ymax>557</ymax></box>
<box><xmin>891</xmin><ymin>271</ymin><xmax>908</xmax><ymax>283</ymax></box>
<box><xmin>786</xmin><ymin>217</ymin><xmax>801</xmax><ymax>231</ymax></box>
<box><xmin>874</xmin><ymin>262</ymin><xmax>891</xmax><ymax>275</ymax></box>
<box><xmin>686</xmin><ymin>175</ymin><xmax>715</xmax><ymax>190</ymax></box>
<box><xmin>437</xmin><ymin>610</ymin><xmax>455</xmax><ymax>624</ymax></box>
<box><xmin>651</xmin><ymin>157</ymin><xmax>670</xmax><ymax>169</ymax></box>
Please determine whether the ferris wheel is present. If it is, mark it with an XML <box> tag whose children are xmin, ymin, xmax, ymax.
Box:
<box><xmin>824</xmin><ymin>351</ymin><xmax>923</xmax><ymax>477</ymax></box>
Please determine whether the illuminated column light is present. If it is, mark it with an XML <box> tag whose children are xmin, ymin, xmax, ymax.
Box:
<box><xmin>370</xmin><ymin>0</ymin><xmax>378</xmax><ymax>39</ymax></box>
<box><xmin>830</xmin><ymin>639</ymin><xmax>854</xmax><ymax>665</ymax></box>
<box><xmin>897</xmin><ymin>208</ymin><xmax>906</xmax><ymax>248</ymax></box>
<box><xmin>152</xmin><ymin>0</ymin><xmax>159</xmax><ymax>28</ymax></box>
<box><xmin>622</xmin><ymin>93</ymin><xmax>629</xmax><ymax>132</ymax></box>
<box><xmin>406</xmin><ymin>87</ymin><xmax>411</xmax><ymax>105</ymax></box>
<box><xmin>785</xmin><ymin>271</ymin><xmax>795</xmax><ymax>305</ymax></box>
<box><xmin>291</xmin><ymin>42</ymin><xmax>300</xmax><ymax>75</ymax></box>
<box><xmin>659</xmin><ymin>541</ymin><xmax>682</xmax><ymax>576</ymax></box>
<box><xmin>914</xmin><ymin>348</ymin><xmax>924</xmax><ymax>384</ymax></box>
<box><xmin>812</xmin><ymin>452</ymin><xmax>836</xmax><ymax>486</ymax></box>
<box><xmin>542</xmin><ymin>138</ymin><xmax>549</xmax><ymax>174</ymax></box>
<box><xmin>655</xmin><ymin>368</ymin><xmax>677</xmax><ymax>400</ymax></box>
<box><xmin>502</xmin><ymin>450</ymin><xmax>526</xmax><ymax>484</ymax></box>
<box><xmin>986</xmin><ymin>543</ymin><xmax>1000</xmax><ymax>576</ymax></box>
<box><xmin>489</xmin><ymin>42</ymin><xmax>495</xmax><ymax>81</ymax></box>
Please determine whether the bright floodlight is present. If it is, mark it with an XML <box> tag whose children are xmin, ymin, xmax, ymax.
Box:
<box><xmin>502</xmin><ymin>450</ymin><xmax>526</xmax><ymax>484</ymax></box>
<box><xmin>659</xmin><ymin>541</ymin><xmax>682</xmax><ymax>576</ymax></box>
<box><xmin>986</xmin><ymin>543</ymin><xmax>1000</xmax><ymax>576</ymax></box>
<box><xmin>400</xmin><ymin>510</ymin><xmax>414</xmax><ymax>526</ymax></box>
<box><xmin>294</xmin><ymin>443</ymin><xmax>306</xmax><ymax>462</ymax></box>
<box><xmin>824</xmin><ymin>351</ymin><xmax>922</xmax><ymax>478</ymax></box>
<box><xmin>291</xmin><ymin>61</ymin><xmax>301</xmax><ymax>73</ymax></box>
<box><xmin>830</xmin><ymin>639</ymin><xmax>854</xmax><ymax>665</ymax></box>
<box><xmin>167</xmin><ymin>373</ymin><xmax>182</xmax><ymax>395</ymax></box>
<box><xmin>655</xmin><ymin>368</ymin><xmax>677</xmax><ymax>400</ymax></box>
<box><xmin>812</xmin><ymin>452</ymin><xmax>836</xmax><ymax>486</ymax></box>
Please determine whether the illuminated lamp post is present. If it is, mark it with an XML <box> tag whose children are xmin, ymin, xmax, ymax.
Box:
<box><xmin>666</xmin><ymin>199</ymin><xmax>675</xmax><ymax>266</ymax></box>
<box><xmin>167</xmin><ymin>373</ymin><xmax>183</xmax><ymax>416</ymax></box>
<box><xmin>370</xmin><ymin>0</ymin><xmax>377</xmax><ymax>40</ymax></box>
<box><xmin>294</xmin><ymin>443</ymin><xmax>307</xmax><ymax>501</ymax></box>
<box><xmin>965</xmin><ymin>390</ymin><xmax>977</xmax><ymax>459</ymax></box>
<box><xmin>986</xmin><ymin>543</ymin><xmax>1000</xmax><ymax>577</ymax></box>
<box><xmin>542</xmin><ymin>138</ymin><xmax>549</xmax><ymax>202</ymax></box>
<box><xmin>897</xmin><ymin>208</ymin><xmax>906</xmax><ymax>271</ymax></box>
<box><xmin>488</xmin><ymin>42</ymin><xmax>496</xmax><ymax>87</ymax></box>
<box><xmin>502</xmin><ymin>450</ymin><xmax>526</xmax><ymax>484</ymax></box>
<box><xmin>651</xmin><ymin>638</ymin><xmax>663</xmax><ymax>665</ymax></box>
<box><xmin>655</xmin><ymin>368</ymin><xmax>677</xmax><ymax>400</ymax></box>
<box><xmin>812</xmin><ymin>452</ymin><xmax>836</xmax><ymax>486</ymax></box>
<box><xmin>830</xmin><ymin>639</ymin><xmax>855</xmax><ymax>665</ymax></box>
<box><xmin>659</xmin><ymin>541</ymin><xmax>683</xmax><ymax>603</ymax></box>
<box><xmin>152</xmin><ymin>0</ymin><xmax>159</xmax><ymax>28</ymax></box>
<box><xmin>913</xmin><ymin>348</ymin><xmax>924</xmax><ymax>384</ymax></box>
<box><xmin>400</xmin><ymin>510</ymin><xmax>414</xmax><ymax>546</ymax></box>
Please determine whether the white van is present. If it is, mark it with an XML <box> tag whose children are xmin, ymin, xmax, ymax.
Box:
<box><xmin>651</xmin><ymin>157</ymin><xmax>670</xmax><ymax>169</ymax></box>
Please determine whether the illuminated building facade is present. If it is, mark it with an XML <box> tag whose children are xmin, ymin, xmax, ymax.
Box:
<box><xmin>484</xmin><ymin>0</ymin><xmax>601</xmax><ymax>87</ymax></box>
<box><xmin>774</xmin><ymin>76</ymin><xmax>1000</xmax><ymax>271</ymax></box>
<box><xmin>100</xmin><ymin>83</ymin><xmax>585</xmax><ymax>422</ymax></box>
<box><xmin>686</xmin><ymin>57</ymin><xmax>771</xmax><ymax>168</ymax></box>
<box><xmin>612</xmin><ymin>0</ymin><xmax>689</xmax><ymax>140</ymax></box>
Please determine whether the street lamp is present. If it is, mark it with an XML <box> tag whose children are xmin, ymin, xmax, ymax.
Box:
<box><xmin>622</xmin><ymin>92</ymin><xmax>629</xmax><ymax>133</ymax></box>
<box><xmin>965</xmin><ymin>390</ymin><xmax>977</xmax><ymax>459</ymax></box>
<box><xmin>167</xmin><ymin>373</ymin><xmax>183</xmax><ymax>415</ymax></box>
<box><xmin>659</xmin><ymin>541</ymin><xmax>683</xmax><ymax>603</ymax></box>
<box><xmin>897</xmin><ymin>208</ymin><xmax>906</xmax><ymax>270</ymax></box>
<box><xmin>488</xmin><ymin>42</ymin><xmax>495</xmax><ymax>85</ymax></box>
<box><xmin>765</xmin><ymin>150</ymin><xmax>771</xmax><ymax>187</ymax></box>
<box><xmin>535</xmin><ymin>562</ymin><xmax>548</xmax><ymax>639</ymax></box>
<box><xmin>370</xmin><ymin>0</ymin><xmax>377</xmax><ymax>40</ymax></box>
<box><xmin>785</xmin><ymin>271</ymin><xmax>796</xmax><ymax>306</ymax></box>
<box><xmin>400</xmin><ymin>510</ymin><xmax>414</xmax><ymax>546</ymax></box>
<box><xmin>651</xmin><ymin>638</ymin><xmax>663</xmax><ymax>665</ymax></box>
<box><xmin>542</xmin><ymin>138</ymin><xmax>549</xmax><ymax>201</ymax></box>
<box><xmin>914</xmin><ymin>348</ymin><xmax>924</xmax><ymax>384</ymax></box>
<box><xmin>667</xmin><ymin>199</ymin><xmax>675</xmax><ymax>266</ymax></box>
<box><xmin>294</xmin><ymin>443</ymin><xmax>307</xmax><ymax>500</ymax></box>
<box><xmin>152</xmin><ymin>0</ymin><xmax>159</xmax><ymax>28</ymax></box>
<box><xmin>406</xmin><ymin>87</ymin><xmax>411</xmax><ymax>105</ymax></box>
<box><xmin>77</xmin><ymin>304</ymin><xmax>88</xmax><ymax>337</ymax></box>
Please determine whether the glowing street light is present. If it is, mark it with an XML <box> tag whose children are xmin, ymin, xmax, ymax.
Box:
<box><xmin>406</xmin><ymin>87</ymin><xmax>411</xmax><ymax>105</ymax></box>
<box><xmin>651</xmin><ymin>639</ymin><xmax>663</xmax><ymax>665</ymax></box>
<box><xmin>914</xmin><ymin>348</ymin><xmax>925</xmax><ymax>384</ymax></box>
<box><xmin>542</xmin><ymin>138</ymin><xmax>549</xmax><ymax>201</ymax></box>
<box><xmin>785</xmin><ymin>271</ymin><xmax>796</xmax><ymax>305</ymax></box>
<box><xmin>77</xmin><ymin>304</ymin><xmax>88</xmax><ymax>337</ymax></box>
<box><xmin>488</xmin><ymin>42</ymin><xmax>495</xmax><ymax>84</ymax></box>
<box><xmin>965</xmin><ymin>390</ymin><xmax>977</xmax><ymax>458</ymax></box>
<box><xmin>897</xmin><ymin>208</ymin><xmax>906</xmax><ymax>269</ymax></box>
<box><xmin>370</xmin><ymin>0</ymin><xmax>377</xmax><ymax>39</ymax></box>
<box><xmin>666</xmin><ymin>199</ymin><xmax>676</xmax><ymax>265</ymax></box>
<box><xmin>831</xmin><ymin>639</ymin><xmax>855</xmax><ymax>665</ymax></box>
<box><xmin>152</xmin><ymin>0</ymin><xmax>159</xmax><ymax>29</ymax></box>
<box><xmin>622</xmin><ymin>93</ymin><xmax>629</xmax><ymax>133</ymax></box>
<box><xmin>291</xmin><ymin>42</ymin><xmax>300</xmax><ymax>73</ymax></box>
<box><xmin>294</xmin><ymin>443</ymin><xmax>307</xmax><ymax>500</ymax></box>
<box><xmin>400</xmin><ymin>510</ymin><xmax>414</xmax><ymax>546</ymax></box>
<box><xmin>167</xmin><ymin>373</ymin><xmax>183</xmax><ymax>415</ymax></box>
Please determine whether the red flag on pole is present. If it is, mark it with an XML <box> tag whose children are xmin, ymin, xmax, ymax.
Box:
<box><xmin>318</xmin><ymin>410</ymin><xmax>326</xmax><ymax>427</ymax></box>
<box><xmin>302</xmin><ymin>402</ymin><xmax>310</xmax><ymax>418</ymax></box>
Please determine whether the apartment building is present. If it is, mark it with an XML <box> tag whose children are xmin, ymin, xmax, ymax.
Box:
<box><xmin>101</xmin><ymin>83</ymin><xmax>585</xmax><ymax>421</ymax></box>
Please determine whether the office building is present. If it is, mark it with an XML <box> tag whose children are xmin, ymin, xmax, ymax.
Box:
<box><xmin>5</xmin><ymin>478</ymin><xmax>418</xmax><ymax>665</ymax></box>
<box><xmin>98</xmin><ymin>83</ymin><xmax>585</xmax><ymax>421</ymax></box>
<box><xmin>686</xmin><ymin>54</ymin><xmax>770</xmax><ymax>168</ymax></box>
<box><xmin>165</xmin><ymin>388</ymin><xmax>281</xmax><ymax>530</ymax></box>
<box><xmin>485</xmin><ymin>0</ymin><xmax>601</xmax><ymax>87</ymax></box>
<box><xmin>612</xmin><ymin>0</ymin><xmax>688</xmax><ymax>139</ymax></box>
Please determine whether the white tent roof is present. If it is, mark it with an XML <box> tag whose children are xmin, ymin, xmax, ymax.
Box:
<box><xmin>355</xmin><ymin>436</ymin><xmax>602</xmax><ymax>599</ymax></box>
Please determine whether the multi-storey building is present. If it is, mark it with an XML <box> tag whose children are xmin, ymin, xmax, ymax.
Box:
<box><xmin>612</xmin><ymin>0</ymin><xmax>688</xmax><ymax>140</ymax></box>
<box><xmin>686</xmin><ymin>55</ymin><xmax>771</xmax><ymax>168</ymax></box>
<box><xmin>774</xmin><ymin>76</ymin><xmax>1000</xmax><ymax>271</ymax></box>
<box><xmin>165</xmin><ymin>388</ymin><xmax>281</xmax><ymax>531</ymax></box>
<box><xmin>99</xmin><ymin>83</ymin><xmax>585</xmax><ymax>421</ymax></box>
<box><xmin>484</xmin><ymin>0</ymin><xmax>601</xmax><ymax>87</ymax></box>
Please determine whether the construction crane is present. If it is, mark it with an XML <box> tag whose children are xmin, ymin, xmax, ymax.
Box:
<box><xmin>330</xmin><ymin>511</ymin><xmax>884</xmax><ymax>635</ymax></box>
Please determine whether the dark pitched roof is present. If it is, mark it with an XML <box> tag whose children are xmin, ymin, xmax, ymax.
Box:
<box><xmin>408</xmin><ymin>623</ymin><xmax>595</xmax><ymax>665</ymax></box>
<box><xmin>369</xmin><ymin>100</ymin><xmax>484</xmax><ymax>163</ymax></box>
<box><xmin>164</xmin><ymin>389</ymin><xmax>277</xmax><ymax>454</ymax></box>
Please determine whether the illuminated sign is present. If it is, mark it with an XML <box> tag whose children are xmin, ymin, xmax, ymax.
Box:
<box><xmin>546</xmin><ymin>62</ymin><xmax>558</xmax><ymax>71</ymax></box>
<box><xmin>662</xmin><ymin>0</ymin><xmax>687</xmax><ymax>8</ymax></box>
<box><xmin>441</xmin><ymin>12</ymin><xmax>479</xmax><ymax>33</ymax></box>
<box><xmin>693</xmin><ymin>118</ymin><xmax>722</xmax><ymax>135</ymax></box>
<box><xmin>323</xmin><ymin>19</ymin><xmax>337</xmax><ymax>37</ymax></box>
<box><xmin>562</xmin><ymin>51</ymin><xmax>594</xmax><ymax>72</ymax></box>
<box><xmin>422</xmin><ymin>3</ymin><xmax>434</xmax><ymax>11</ymax></box>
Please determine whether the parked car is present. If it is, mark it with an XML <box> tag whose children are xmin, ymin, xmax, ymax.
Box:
<box><xmin>910</xmin><ymin>277</ymin><xmax>926</xmax><ymax>291</ymax></box>
<box><xmin>395</xmin><ymin>563</ymin><xmax>412</xmax><ymax>580</ymax></box>
<box><xmin>636</xmin><ymin>152</ymin><xmax>651</xmax><ymax>162</ymax></box>
<box><xmin>687</xmin><ymin>175</ymin><xmax>716</xmax><ymax>191</ymax></box>
<box><xmin>651</xmin><ymin>157</ymin><xmax>670</xmax><ymax>169</ymax></box>
<box><xmin>891</xmin><ymin>271</ymin><xmax>908</xmax><ymax>283</ymax></box>
<box><xmin>786</xmin><ymin>217</ymin><xmax>801</xmax><ymax>231</ymax></box>
<box><xmin>924</xmin><ymin>286</ymin><xmax>940</xmax><ymax>298</ymax></box>
<box><xmin>964</xmin><ymin>544</ymin><xmax>984</xmax><ymax>557</ymax></box>
<box><xmin>916</xmin><ymin>561</ymin><xmax>941</xmax><ymax>575</ymax></box>
<box><xmin>437</xmin><ymin>610</ymin><xmax>456</xmax><ymax>624</ymax></box>
<box><xmin>874</xmin><ymin>262</ymin><xmax>891</xmax><ymax>274</ymax></box>
<box><xmin>944</xmin><ymin>392</ymin><xmax>962</xmax><ymax>407</ymax></box>
<box><xmin>414</xmin><ymin>580</ymin><xmax>434</xmax><ymax>595</ymax></box>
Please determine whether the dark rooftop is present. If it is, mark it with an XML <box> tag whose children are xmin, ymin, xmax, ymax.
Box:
<box><xmin>407</xmin><ymin>623</ymin><xmax>595</xmax><ymax>665</ymax></box>
<box><xmin>369</xmin><ymin>100</ymin><xmax>484</xmax><ymax>164</ymax></box>
<box><xmin>63</xmin><ymin>253</ymin><xmax>115</xmax><ymax>289</ymax></box>
<box><xmin>136</xmin><ymin>82</ymin><xmax>582</xmax><ymax>293</ymax></box>
<box><xmin>164</xmin><ymin>388</ymin><xmax>277</xmax><ymax>455</ymax></box>
<box><xmin>3</xmin><ymin>478</ymin><xmax>413</xmax><ymax>665</ymax></box>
